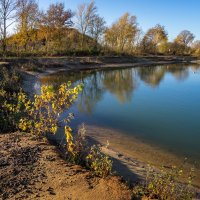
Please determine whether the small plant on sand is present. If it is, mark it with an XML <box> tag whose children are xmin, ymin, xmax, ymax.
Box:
<box><xmin>18</xmin><ymin>82</ymin><xmax>83</xmax><ymax>152</ymax></box>
<box><xmin>133</xmin><ymin>164</ymin><xmax>196</xmax><ymax>200</ymax></box>
<box><xmin>66</xmin><ymin>124</ymin><xmax>113</xmax><ymax>177</ymax></box>
<box><xmin>67</xmin><ymin>123</ymin><xmax>89</xmax><ymax>164</ymax></box>
<box><xmin>86</xmin><ymin>144</ymin><xmax>113</xmax><ymax>178</ymax></box>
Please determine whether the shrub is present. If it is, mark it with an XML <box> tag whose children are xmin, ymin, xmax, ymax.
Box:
<box><xmin>67</xmin><ymin>123</ymin><xmax>89</xmax><ymax>164</ymax></box>
<box><xmin>0</xmin><ymin>67</ymin><xmax>23</xmax><ymax>132</ymax></box>
<box><xmin>0</xmin><ymin>67</ymin><xmax>21</xmax><ymax>93</ymax></box>
<box><xmin>18</xmin><ymin>83</ymin><xmax>83</xmax><ymax>149</ymax></box>
<box><xmin>86</xmin><ymin>145</ymin><xmax>113</xmax><ymax>178</ymax></box>
<box><xmin>133</xmin><ymin>164</ymin><xmax>196</xmax><ymax>200</ymax></box>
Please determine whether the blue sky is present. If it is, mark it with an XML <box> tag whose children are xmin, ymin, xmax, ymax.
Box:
<box><xmin>39</xmin><ymin>0</ymin><xmax>200</xmax><ymax>41</ymax></box>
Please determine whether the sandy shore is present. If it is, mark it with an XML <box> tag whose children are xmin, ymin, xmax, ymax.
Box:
<box><xmin>85</xmin><ymin>125</ymin><xmax>200</xmax><ymax>188</ymax></box>
<box><xmin>0</xmin><ymin>132</ymin><xmax>132</xmax><ymax>200</ymax></box>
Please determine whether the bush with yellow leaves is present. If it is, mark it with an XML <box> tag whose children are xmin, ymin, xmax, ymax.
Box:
<box><xmin>12</xmin><ymin>81</ymin><xmax>113</xmax><ymax>178</ymax></box>
<box><xmin>18</xmin><ymin>82</ymin><xmax>83</xmax><ymax>155</ymax></box>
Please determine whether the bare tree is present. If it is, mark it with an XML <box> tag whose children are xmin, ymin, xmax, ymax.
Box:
<box><xmin>175</xmin><ymin>30</ymin><xmax>195</xmax><ymax>46</ymax></box>
<box><xmin>41</xmin><ymin>3</ymin><xmax>73</xmax><ymax>30</ymax></box>
<box><xmin>40</xmin><ymin>2</ymin><xmax>73</xmax><ymax>50</ymax></box>
<box><xmin>0</xmin><ymin>0</ymin><xmax>16</xmax><ymax>52</ymax></box>
<box><xmin>76</xmin><ymin>0</ymin><xmax>97</xmax><ymax>49</ymax></box>
<box><xmin>89</xmin><ymin>14</ymin><xmax>106</xmax><ymax>49</ymax></box>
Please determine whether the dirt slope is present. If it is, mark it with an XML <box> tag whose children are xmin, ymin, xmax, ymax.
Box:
<box><xmin>0</xmin><ymin>132</ymin><xmax>132</xmax><ymax>200</ymax></box>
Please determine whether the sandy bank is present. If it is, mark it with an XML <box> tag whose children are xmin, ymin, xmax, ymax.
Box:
<box><xmin>1</xmin><ymin>55</ymin><xmax>199</xmax><ymax>78</ymax></box>
<box><xmin>0</xmin><ymin>132</ymin><xmax>132</xmax><ymax>200</ymax></box>
<box><xmin>85</xmin><ymin>125</ymin><xmax>200</xmax><ymax>188</ymax></box>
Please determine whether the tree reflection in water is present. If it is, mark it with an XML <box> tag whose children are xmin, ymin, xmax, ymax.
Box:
<box><xmin>39</xmin><ymin>64</ymin><xmax>200</xmax><ymax>114</ymax></box>
<box><xmin>102</xmin><ymin>69</ymin><xmax>137</xmax><ymax>103</ymax></box>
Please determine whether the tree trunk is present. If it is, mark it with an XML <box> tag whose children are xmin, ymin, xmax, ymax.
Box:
<box><xmin>3</xmin><ymin>16</ymin><xmax>7</xmax><ymax>53</ymax></box>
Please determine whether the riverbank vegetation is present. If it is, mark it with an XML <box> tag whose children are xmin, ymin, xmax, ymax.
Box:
<box><xmin>0</xmin><ymin>0</ymin><xmax>199</xmax><ymax>57</ymax></box>
<box><xmin>0</xmin><ymin>67</ymin><xmax>113</xmax><ymax>177</ymax></box>
<box><xmin>0</xmin><ymin>66</ymin><xmax>22</xmax><ymax>132</ymax></box>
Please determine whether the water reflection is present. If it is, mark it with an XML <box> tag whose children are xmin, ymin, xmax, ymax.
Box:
<box><xmin>137</xmin><ymin>66</ymin><xmax>165</xmax><ymax>87</ymax></box>
<box><xmin>102</xmin><ymin>69</ymin><xmax>137</xmax><ymax>103</ymax></box>
<box><xmin>78</xmin><ymin>72</ymin><xmax>104</xmax><ymax>114</ymax></box>
<box><xmin>167</xmin><ymin>65</ymin><xmax>189</xmax><ymax>81</ymax></box>
<box><xmin>40</xmin><ymin>64</ymin><xmax>200</xmax><ymax>114</ymax></box>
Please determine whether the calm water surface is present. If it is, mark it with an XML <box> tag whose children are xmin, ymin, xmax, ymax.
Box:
<box><xmin>39</xmin><ymin>64</ymin><xmax>200</xmax><ymax>161</ymax></box>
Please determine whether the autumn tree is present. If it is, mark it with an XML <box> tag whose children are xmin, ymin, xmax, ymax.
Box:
<box><xmin>192</xmin><ymin>40</ymin><xmax>200</xmax><ymax>56</ymax></box>
<box><xmin>175</xmin><ymin>30</ymin><xmax>195</xmax><ymax>46</ymax></box>
<box><xmin>141</xmin><ymin>24</ymin><xmax>168</xmax><ymax>54</ymax></box>
<box><xmin>173</xmin><ymin>30</ymin><xmax>195</xmax><ymax>55</ymax></box>
<box><xmin>0</xmin><ymin>0</ymin><xmax>16</xmax><ymax>53</ymax></box>
<box><xmin>15</xmin><ymin>0</ymin><xmax>39</xmax><ymax>51</ymax></box>
<box><xmin>76</xmin><ymin>0</ymin><xmax>97</xmax><ymax>50</ymax></box>
<box><xmin>40</xmin><ymin>2</ymin><xmax>73</xmax><ymax>52</ymax></box>
<box><xmin>104</xmin><ymin>12</ymin><xmax>139</xmax><ymax>53</ymax></box>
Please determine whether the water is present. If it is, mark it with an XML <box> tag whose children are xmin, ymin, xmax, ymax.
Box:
<box><xmin>39</xmin><ymin>64</ymin><xmax>200</xmax><ymax>161</ymax></box>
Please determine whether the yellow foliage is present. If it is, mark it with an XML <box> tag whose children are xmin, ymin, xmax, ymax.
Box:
<box><xmin>18</xmin><ymin>82</ymin><xmax>83</xmax><ymax>153</ymax></box>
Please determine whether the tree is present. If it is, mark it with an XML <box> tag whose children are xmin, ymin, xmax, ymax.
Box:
<box><xmin>141</xmin><ymin>24</ymin><xmax>168</xmax><ymax>54</ymax></box>
<box><xmin>0</xmin><ymin>0</ymin><xmax>16</xmax><ymax>53</ymax></box>
<box><xmin>172</xmin><ymin>30</ymin><xmax>195</xmax><ymax>55</ymax></box>
<box><xmin>175</xmin><ymin>30</ymin><xmax>195</xmax><ymax>46</ymax></box>
<box><xmin>192</xmin><ymin>40</ymin><xmax>200</xmax><ymax>56</ymax></box>
<box><xmin>16</xmin><ymin>0</ymin><xmax>39</xmax><ymax>50</ymax></box>
<box><xmin>88</xmin><ymin>14</ymin><xmax>106</xmax><ymax>49</ymax></box>
<box><xmin>40</xmin><ymin>3</ymin><xmax>74</xmax><ymax>51</ymax></box>
<box><xmin>104</xmin><ymin>12</ymin><xmax>139</xmax><ymax>53</ymax></box>
<box><xmin>76</xmin><ymin>0</ymin><xmax>97</xmax><ymax>49</ymax></box>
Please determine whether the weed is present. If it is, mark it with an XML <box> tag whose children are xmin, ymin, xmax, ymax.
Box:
<box><xmin>133</xmin><ymin>164</ymin><xmax>196</xmax><ymax>200</ymax></box>
<box><xmin>86</xmin><ymin>144</ymin><xmax>113</xmax><ymax>178</ymax></box>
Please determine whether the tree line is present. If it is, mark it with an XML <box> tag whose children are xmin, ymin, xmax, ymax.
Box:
<box><xmin>0</xmin><ymin>0</ymin><xmax>199</xmax><ymax>56</ymax></box>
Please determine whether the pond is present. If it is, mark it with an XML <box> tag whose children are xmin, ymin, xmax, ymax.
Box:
<box><xmin>38</xmin><ymin>64</ymin><xmax>200</xmax><ymax>162</ymax></box>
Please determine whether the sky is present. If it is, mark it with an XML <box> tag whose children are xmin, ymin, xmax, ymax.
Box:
<box><xmin>38</xmin><ymin>0</ymin><xmax>200</xmax><ymax>41</ymax></box>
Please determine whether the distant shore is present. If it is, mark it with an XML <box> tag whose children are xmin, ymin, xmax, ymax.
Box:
<box><xmin>1</xmin><ymin>55</ymin><xmax>199</xmax><ymax>78</ymax></box>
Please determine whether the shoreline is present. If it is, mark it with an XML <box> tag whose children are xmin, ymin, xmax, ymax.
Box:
<box><xmin>17</xmin><ymin>57</ymin><xmax>200</xmax><ymax>189</ymax></box>
<box><xmin>1</xmin><ymin>55</ymin><xmax>199</xmax><ymax>78</ymax></box>
<box><xmin>85</xmin><ymin>124</ymin><xmax>200</xmax><ymax>188</ymax></box>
